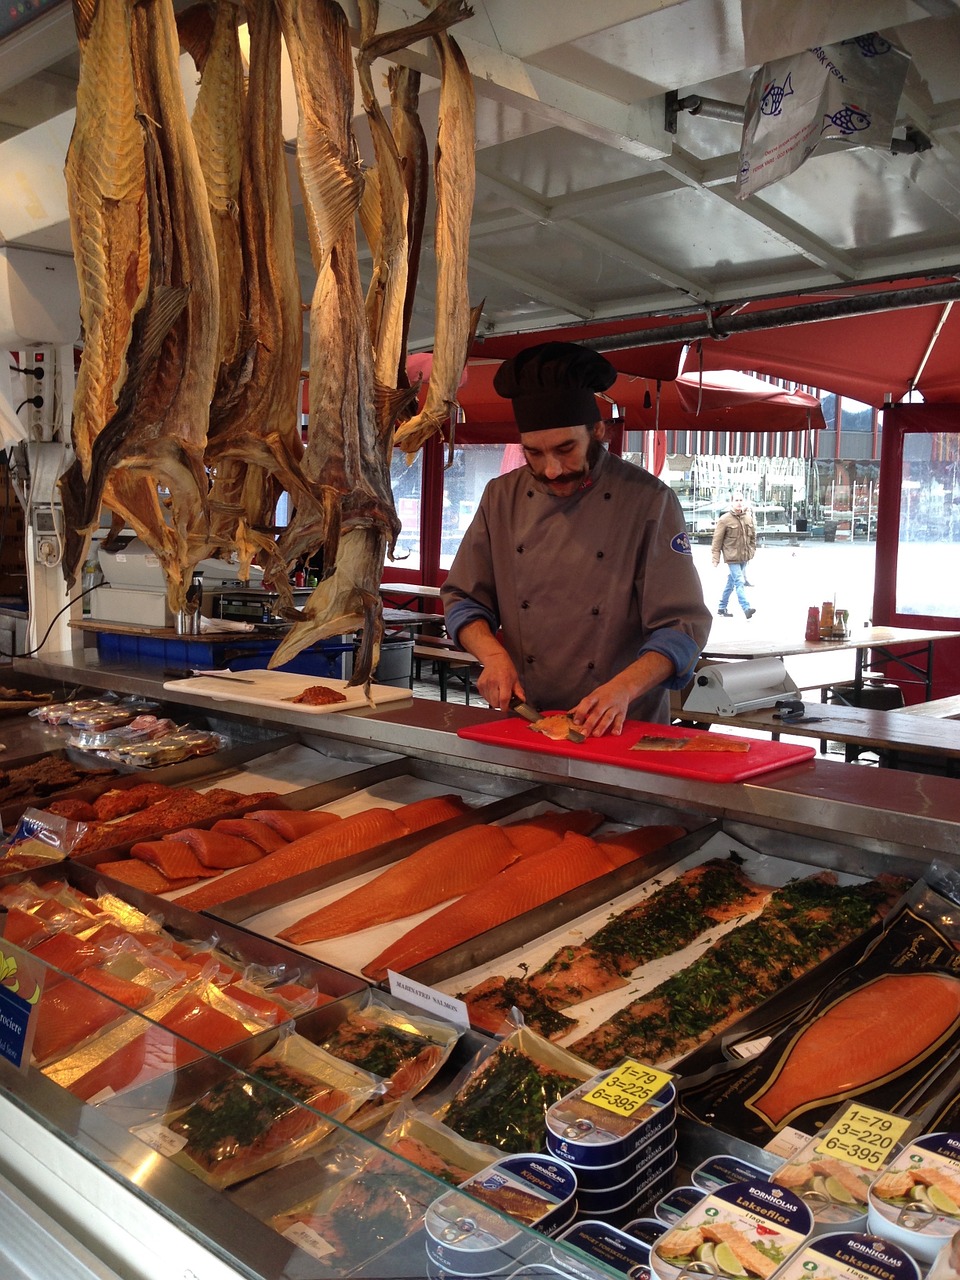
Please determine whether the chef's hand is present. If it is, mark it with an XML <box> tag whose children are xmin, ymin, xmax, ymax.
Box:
<box><xmin>477</xmin><ymin>653</ymin><xmax>524</xmax><ymax>713</ymax></box>
<box><xmin>570</xmin><ymin>675</ymin><xmax>634</xmax><ymax>738</ymax></box>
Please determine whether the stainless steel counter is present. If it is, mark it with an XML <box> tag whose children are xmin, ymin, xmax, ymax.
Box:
<box><xmin>18</xmin><ymin>649</ymin><xmax>960</xmax><ymax>869</ymax></box>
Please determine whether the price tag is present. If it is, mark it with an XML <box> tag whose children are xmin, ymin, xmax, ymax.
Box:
<box><xmin>580</xmin><ymin>1059</ymin><xmax>673</xmax><ymax>1118</ymax></box>
<box><xmin>814</xmin><ymin>1104</ymin><xmax>910</xmax><ymax>1169</ymax></box>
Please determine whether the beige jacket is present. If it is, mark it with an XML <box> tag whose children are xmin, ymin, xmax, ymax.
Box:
<box><xmin>711</xmin><ymin>509</ymin><xmax>757</xmax><ymax>565</ymax></box>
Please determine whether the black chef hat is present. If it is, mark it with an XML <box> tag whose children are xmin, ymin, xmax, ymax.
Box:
<box><xmin>493</xmin><ymin>341</ymin><xmax>618</xmax><ymax>432</ymax></box>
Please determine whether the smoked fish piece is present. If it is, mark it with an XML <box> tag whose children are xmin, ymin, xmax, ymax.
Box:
<box><xmin>749</xmin><ymin>972</ymin><xmax>960</xmax><ymax>1128</ymax></box>
<box><xmin>366</xmin><ymin>826</ymin><xmax>687</xmax><ymax>981</ymax></box>
<box><xmin>212</xmin><ymin>818</ymin><xmax>287</xmax><ymax>853</ymax></box>
<box><xmin>530</xmin><ymin>857</ymin><xmax>773</xmax><ymax>1008</ymax></box>
<box><xmin>246</xmin><ymin>809</ymin><xmax>341</xmax><ymax>841</ymax></box>
<box><xmin>93</xmin><ymin>860</ymin><xmax>196</xmax><ymax>894</ymax></box>
<box><xmin>394</xmin><ymin>793</ymin><xmax>470</xmax><ymax>832</ymax></box>
<box><xmin>172</xmin><ymin>807</ymin><xmax>408</xmax><ymax>912</ymax></box>
<box><xmin>130</xmin><ymin>839</ymin><xmax>219</xmax><ymax>880</ymax></box>
<box><xmin>501</xmin><ymin>809</ymin><xmax>604</xmax><ymax>855</ymax></box>
<box><xmin>461</xmin><ymin>976</ymin><xmax>579</xmax><ymax>1042</ymax></box>
<box><xmin>278</xmin><ymin>823</ymin><xmax>519</xmax><ymax>946</ymax></box>
<box><xmin>32</xmin><ymin>967</ymin><xmax>157</xmax><ymax>1065</ymax></box>
<box><xmin>569</xmin><ymin>875</ymin><xmax>906</xmax><ymax>1070</ymax></box>
<box><xmin>164</xmin><ymin>828</ymin><xmax>264</xmax><ymax>868</ymax></box>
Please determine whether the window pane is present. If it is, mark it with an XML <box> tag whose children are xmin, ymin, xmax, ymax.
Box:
<box><xmin>895</xmin><ymin>445</ymin><xmax>960</xmax><ymax>618</ymax></box>
<box><xmin>390</xmin><ymin>449</ymin><xmax>422</xmax><ymax>570</ymax></box>
<box><xmin>440</xmin><ymin>443</ymin><xmax>519</xmax><ymax>569</ymax></box>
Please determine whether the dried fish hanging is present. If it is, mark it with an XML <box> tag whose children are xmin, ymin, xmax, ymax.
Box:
<box><xmin>60</xmin><ymin>0</ymin><xmax>221</xmax><ymax>614</ymax></box>
<box><xmin>182</xmin><ymin>0</ymin><xmax>308</xmax><ymax>590</ymax></box>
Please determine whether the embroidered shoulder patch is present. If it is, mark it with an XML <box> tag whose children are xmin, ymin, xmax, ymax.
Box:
<box><xmin>670</xmin><ymin>532</ymin><xmax>692</xmax><ymax>555</ymax></box>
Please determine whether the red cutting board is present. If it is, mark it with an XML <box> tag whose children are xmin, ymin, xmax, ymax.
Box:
<box><xmin>457</xmin><ymin>717</ymin><xmax>816</xmax><ymax>782</ymax></box>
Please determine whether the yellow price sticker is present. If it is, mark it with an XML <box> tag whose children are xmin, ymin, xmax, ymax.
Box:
<box><xmin>814</xmin><ymin>1104</ymin><xmax>911</xmax><ymax>1170</ymax></box>
<box><xmin>580</xmin><ymin>1059</ymin><xmax>673</xmax><ymax>1119</ymax></box>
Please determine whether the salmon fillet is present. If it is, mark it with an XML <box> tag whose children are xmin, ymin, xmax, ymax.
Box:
<box><xmin>31</xmin><ymin>932</ymin><xmax>103</xmax><ymax>977</ymax></box>
<box><xmin>211</xmin><ymin>818</ymin><xmax>287</xmax><ymax>852</ymax></box>
<box><xmin>32</xmin><ymin>967</ymin><xmax>157</xmax><ymax>1064</ymax></box>
<box><xmin>393</xmin><ymin>793</ymin><xmax>470</xmax><ymax>832</ymax></box>
<box><xmin>702</xmin><ymin>1223</ymin><xmax>778</xmax><ymax>1279</ymax></box>
<box><xmin>246</xmin><ymin>808</ymin><xmax>341</xmax><ymax>840</ymax></box>
<box><xmin>93</xmin><ymin>859</ymin><xmax>199</xmax><ymax>894</ymax></box>
<box><xmin>1</xmin><ymin>906</ymin><xmax>51</xmax><ymax>949</ymax></box>
<box><xmin>278</xmin><ymin>823</ymin><xmax>518</xmax><ymax>945</ymax></box>
<box><xmin>364</xmin><ymin>832</ymin><xmax>631</xmax><ymax>981</ymax></box>
<box><xmin>500</xmin><ymin>809</ymin><xmax>603</xmax><ymax>855</ymax></box>
<box><xmin>459</xmin><ymin>975</ymin><xmax>579</xmax><ymax>1041</ymax></box>
<box><xmin>68</xmin><ymin>992</ymin><xmax>251</xmax><ymax>1102</ymax></box>
<box><xmin>750</xmin><ymin>972</ymin><xmax>960</xmax><ymax>1127</ymax></box>
<box><xmin>130</xmin><ymin>839</ymin><xmax>219</xmax><ymax>880</ymax></box>
<box><xmin>173</xmin><ymin>806</ymin><xmax>408</xmax><ymax>912</ymax></box>
<box><xmin>165</xmin><ymin>827</ymin><xmax>265</xmax><ymax>868</ymax></box>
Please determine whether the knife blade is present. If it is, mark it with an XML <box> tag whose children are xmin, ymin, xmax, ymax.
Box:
<box><xmin>190</xmin><ymin>670</ymin><xmax>259</xmax><ymax>685</ymax></box>
<box><xmin>509</xmin><ymin>696</ymin><xmax>586</xmax><ymax>743</ymax></box>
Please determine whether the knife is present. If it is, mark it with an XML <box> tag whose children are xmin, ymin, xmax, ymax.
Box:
<box><xmin>509</xmin><ymin>695</ymin><xmax>586</xmax><ymax>743</ymax></box>
<box><xmin>164</xmin><ymin>668</ymin><xmax>258</xmax><ymax>685</ymax></box>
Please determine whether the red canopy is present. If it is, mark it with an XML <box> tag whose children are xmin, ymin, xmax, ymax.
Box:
<box><xmin>415</xmin><ymin>359</ymin><xmax>825</xmax><ymax>443</ymax></box>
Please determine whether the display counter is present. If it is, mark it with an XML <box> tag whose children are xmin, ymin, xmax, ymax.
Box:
<box><xmin>4</xmin><ymin>647</ymin><xmax>960</xmax><ymax>1280</ymax></box>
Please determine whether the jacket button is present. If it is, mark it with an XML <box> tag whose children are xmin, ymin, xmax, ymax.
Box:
<box><xmin>526</xmin><ymin>655</ymin><xmax>535</xmax><ymax>664</ymax></box>
<box><xmin>527</xmin><ymin>490</ymin><xmax>534</xmax><ymax>498</ymax></box>
<box><xmin>604</xmin><ymin>492</ymin><xmax>611</xmax><ymax>499</ymax></box>
<box><xmin>516</xmin><ymin>545</ymin><xmax>524</xmax><ymax>553</ymax></box>
<box><xmin>596</xmin><ymin>551</ymin><xmax>604</xmax><ymax>559</ymax></box>
<box><xmin>591</xmin><ymin>607</ymin><xmax>600</xmax><ymax>615</ymax></box>
<box><xmin>521</xmin><ymin>600</ymin><xmax>530</xmax><ymax>609</ymax></box>
<box><xmin>587</xmin><ymin>662</ymin><xmax>595</xmax><ymax>670</ymax></box>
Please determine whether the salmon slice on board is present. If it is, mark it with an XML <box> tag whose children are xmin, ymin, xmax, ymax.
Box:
<box><xmin>211</xmin><ymin>818</ymin><xmax>287</xmax><ymax>853</ymax></box>
<box><xmin>748</xmin><ymin>972</ymin><xmax>960</xmax><ymax>1128</ymax></box>
<box><xmin>363</xmin><ymin>827</ymin><xmax>680</xmax><ymax>981</ymax></box>
<box><xmin>500</xmin><ymin>809</ymin><xmax>604</xmax><ymax>855</ymax></box>
<box><xmin>67</xmin><ymin>992</ymin><xmax>252</xmax><ymax>1102</ymax></box>
<box><xmin>32</xmin><ymin>968</ymin><xmax>157</xmax><ymax>1065</ymax></box>
<box><xmin>130</xmin><ymin>839</ymin><xmax>220</xmax><ymax>880</ymax></box>
<box><xmin>173</xmin><ymin>807</ymin><xmax>409</xmax><ymax>912</ymax></box>
<box><xmin>277</xmin><ymin>823</ymin><xmax>519</xmax><ymax>946</ymax></box>
<box><xmin>93</xmin><ymin>860</ymin><xmax>199</xmax><ymax>895</ymax></box>
<box><xmin>165</xmin><ymin>828</ymin><xmax>265</xmax><ymax>868</ymax></box>
<box><xmin>246</xmin><ymin>809</ymin><xmax>342</xmax><ymax>841</ymax></box>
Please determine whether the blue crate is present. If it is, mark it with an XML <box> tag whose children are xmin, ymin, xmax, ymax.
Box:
<box><xmin>95</xmin><ymin>631</ymin><xmax>350</xmax><ymax>678</ymax></box>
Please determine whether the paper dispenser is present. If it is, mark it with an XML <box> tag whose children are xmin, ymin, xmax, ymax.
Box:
<box><xmin>681</xmin><ymin>657</ymin><xmax>799</xmax><ymax>716</ymax></box>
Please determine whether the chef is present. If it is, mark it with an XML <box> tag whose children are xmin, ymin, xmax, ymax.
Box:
<box><xmin>441</xmin><ymin>341</ymin><xmax>711</xmax><ymax>736</ymax></box>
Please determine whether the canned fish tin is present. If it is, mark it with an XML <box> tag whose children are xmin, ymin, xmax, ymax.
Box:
<box><xmin>622</xmin><ymin>1218</ymin><xmax>667</xmax><ymax>1248</ymax></box>
<box><xmin>425</xmin><ymin>1153</ymin><xmax>579</xmax><ymax>1274</ymax></box>
<box><xmin>770</xmin><ymin>1231</ymin><xmax>922</xmax><ymax>1280</ymax></box>
<box><xmin>772</xmin><ymin>1152</ymin><xmax>870</xmax><ymax>1233</ymax></box>
<box><xmin>577</xmin><ymin>1152</ymin><xmax>678</xmax><ymax>1221</ymax></box>
<box><xmin>654</xmin><ymin>1186</ymin><xmax>706</xmax><ymax>1227</ymax></box>
<box><xmin>692</xmin><ymin>1156</ymin><xmax>770</xmax><ymax>1195</ymax></box>
<box><xmin>553</xmin><ymin>1220</ymin><xmax>652</xmax><ymax>1279</ymax></box>
<box><xmin>546</xmin><ymin>1068</ymin><xmax>676</xmax><ymax>1168</ymax></box>
<box><xmin>548</xmin><ymin>1130</ymin><xmax>676</xmax><ymax>1193</ymax></box>
<box><xmin>866</xmin><ymin>1131</ymin><xmax>960</xmax><ymax>1263</ymax></box>
<box><xmin>649</xmin><ymin>1179</ymin><xmax>814</xmax><ymax>1280</ymax></box>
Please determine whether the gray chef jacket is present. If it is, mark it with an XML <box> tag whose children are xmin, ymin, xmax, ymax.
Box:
<box><xmin>441</xmin><ymin>450</ymin><xmax>711</xmax><ymax>722</ymax></box>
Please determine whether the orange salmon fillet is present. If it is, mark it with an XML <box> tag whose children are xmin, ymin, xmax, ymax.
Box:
<box><xmin>211</xmin><ymin>818</ymin><xmax>287</xmax><ymax>852</ymax></box>
<box><xmin>245</xmin><ymin>808</ymin><xmax>341</xmax><ymax>841</ymax></box>
<box><xmin>595</xmin><ymin>824</ymin><xmax>686</xmax><ymax>864</ymax></box>
<box><xmin>750</xmin><ymin>972</ymin><xmax>960</xmax><ymax>1127</ymax></box>
<box><xmin>31</xmin><ymin>932</ymin><xmax>102</xmax><ymax>976</ymax></box>
<box><xmin>364</xmin><ymin>832</ymin><xmax>622</xmax><ymax>980</ymax></box>
<box><xmin>500</xmin><ymin>809</ymin><xmax>603</xmax><ymax>855</ymax></box>
<box><xmin>93</xmin><ymin>859</ymin><xmax>199</xmax><ymax>894</ymax></box>
<box><xmin>173</xmin><ymin>807</ymin><xmax>408</xmax><ymax>912</ymax></box>
<box><xmin>130</xmin><ymin>839</ymin><xmax>219</xmax><ymax>880</ymax></box>
<box><xmin>32</xmin><ymin>967</ymin><xmax>156</xmax><ymax>1064</ymax></box>
<box><xmin>1</xmin><ymin>906</ymin><xmax>50</xmax><ymax>949</ymax></box>
<box><xmin>165</xmin><ymin>828</ymin><xmax>265</xmax><ymax>868</ymax></box>
<box><xmin>702</xmin><ymin>1223</ymin><xmax>778</xmax><ymax>1279</ymax></box>
<box><xmin>278</xmin><ymin>823</ymin><xmax>520</xmax><ymax>945</ymax></box>
<box><xmin>68</xmin><ymin>993</ymin><xmax>251</xmax><ymax>1102</ymax></box>
<box><xmin>393</xmin><ymin>793</ymin><xmax>469</xmax><ymax>832</ymax></box>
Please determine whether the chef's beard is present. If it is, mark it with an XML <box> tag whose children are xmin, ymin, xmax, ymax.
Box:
<box><xmin>537</xmin><ymin>435</ymin><xmax>605</xmax><ymax>490</ymax></box>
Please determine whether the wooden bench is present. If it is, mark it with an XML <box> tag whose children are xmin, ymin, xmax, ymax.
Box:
<box><xmin>413</xmin><ymin>642</ymin><xmax>478</xmax><ymax>703</ymax></box>
<box><xmin>894</xmin><ymin>694</ymin><xmax>960</xmax><ymax>719</ymax></box>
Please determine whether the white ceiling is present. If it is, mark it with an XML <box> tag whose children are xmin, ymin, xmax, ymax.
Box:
<box><xmin>1</xmin><ymin>0</ymin><xmax>959</xmax><ymax>352</ymax></box>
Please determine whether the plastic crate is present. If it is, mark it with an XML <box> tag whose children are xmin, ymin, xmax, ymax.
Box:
<box><xmin>95</xmin><ymin>631</ymin><xmax>350</xmax><ymax>678</ymax></box>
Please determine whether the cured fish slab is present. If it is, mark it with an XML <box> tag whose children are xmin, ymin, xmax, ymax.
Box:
<box><xmin>458</xmin><ymin>718</ymin><xmax>815</xmax><ymax>783</ymax></box>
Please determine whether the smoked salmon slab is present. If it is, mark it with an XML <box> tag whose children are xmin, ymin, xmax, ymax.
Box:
<box><xmin>165</xmin><ymin>827</ymin><xmax>265</xmax><ymax>868</ymax></box>
<box><xmin>363</xmin><ymin>825</ymin><xmax>684</xmax><ymax>981</ymax></box>
<box><xmin>32</xmin><ymin>967</ymin><xmax>158</xmax><ymax>1065</ymax></box>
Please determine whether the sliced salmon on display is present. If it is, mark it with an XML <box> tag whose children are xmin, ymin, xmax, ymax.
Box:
<box><xmin>32</xmin><ymin>967</ymin><xmax>157</xmax><ymax>1064</ymax></box>
<box><xmin>31</xmin><ymin>932</ymin><xmax>103</xmax><ymax>978</ymax></box>
<box><xmin>165</xmin><ymin>827</ymin><xmax>264</xmax><ymax>868</ymax></box>
<box><xmin>67</xmin><ymin>993</ymin><xmax>252</xmax><ymax>1102</ymax></box>
<box><xmin>246</xmin><ymin>809</ymin><xmax>341</xmax><ymax>841</ymax></box>
<box><xmin>595</xmin><ymin>824</ymin><xmax>686</xmax><ymax>863</ymax></box>
<box><xmin>93</xmin><ymin>860</ymin><xmax>198</xmax><ymax>894</ymax></box>
<box><xmin>130</xmin><ymin>839</ymin><xmax>219</xmax><ymax>881</ymax></box>
<box><xmin>277</xmin><ymin>823</ymin><xmax>519</xmax><ymax>946</ymax></box>
<box><xmin>173</xmin><ymin>807</ymin><xmax>408</xmax><ymax>912</ymax></box>
<box><xmin>461</xmin><ymin>975</ymin><xmax>579</xmax><ymax>1041</ymax></box>
<box><xmin>500</xmin><ymin>809</ymin><xmax>603</xmax><ymax>855</ymax></box>
<box><xmin>1</xmin><ymin>906</ymin><xmax>51</xmax><ymax>949</ymax></box>
<box><xmin>393</xmin><ymin>793</ymin><xmax>469</xmax><ymax>833</ymax></box>
<box><xmin>748</xmin><ymin>972</ymin><xmax>960</xmax><ymax>1127</ymax></box>
<box><xmin>211</xmin><ymin>818</ymin><xmax>287</xmax><ymax>853</ymax></box>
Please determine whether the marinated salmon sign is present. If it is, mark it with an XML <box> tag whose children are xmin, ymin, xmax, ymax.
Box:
<box><xmin>387</xmin><ymin>970</ymin><xmax>470</xmax><ymax>1030</ymax></box>
<box><xmin>0</xmin><ymin>941</ymin><xmax>44</xmax><ymax>1069</ymax></box>
<box><xmin>581</xmin><ymin>1059</ymin><xmax>673</xmax><ymax>1118</ymax></box>
<box><xmin>815</xmin><ymin>1103</ymin><xmax>910</xmax><ymax>1169</ymax></box>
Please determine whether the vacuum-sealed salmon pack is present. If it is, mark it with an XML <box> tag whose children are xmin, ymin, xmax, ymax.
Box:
<box><xmin>678</xmin><ymin>878</ymin><xmax>960</xmax><ymax>1143</ymax></box>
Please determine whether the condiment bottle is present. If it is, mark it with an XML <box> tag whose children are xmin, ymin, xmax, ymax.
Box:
<box><xmin>819</xmin><ymin>601</ymin><xmax>835</xmax><ymax>639</ymax></box>
<box><xmin>805</xmin><ymin>606</ymin><xmax>820</xmax><ymax>642</ymax></box>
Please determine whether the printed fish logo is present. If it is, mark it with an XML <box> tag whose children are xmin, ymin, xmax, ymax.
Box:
<box><xmin>823</xmin><ymin>102</ymin><xmax>871</xmax><ymax>135</ymax></box>
<box><xmin>670</xmin><ymin>532</ymin><xmax>692</xmax><ymax>555</ymax></box>
<box><xmin>848</xmin><ymin>34</ymin><xmax>893</xmax><ymax>57</ymax></box>
<box><xmin>760</xmin><ymin>72</ymin><xmax>793</xmax><ymax>117</ymax></box>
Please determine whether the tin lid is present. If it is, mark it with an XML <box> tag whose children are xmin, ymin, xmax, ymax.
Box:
<box><xmin>554</xmin><ymin>1219</ymin><xmax>652</xmax><ymax>1278</ymax></box>
<box><xmin>426</xmin><ymin>1153</ymin><xmax>578</xmax><ymax>1252</ymax></box>
<box><xmin>546</xmin><ymin>1066</ymin><xmax>676</xmax><ymax>1149</ymax></box>
<box><xmin>773</xmin><ymin>1231</ymin><xmax>923</xmax><ymax>1280</ymax></box>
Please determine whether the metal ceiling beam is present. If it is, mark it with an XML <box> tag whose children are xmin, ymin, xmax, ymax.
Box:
<box><xmin>468</xmin><ymin>251</ymin><xmax>594</xmax><ymax>319</ymax></box>
<box><xmin>585</xmin><ymin>278</ymin><xmax>960</xmax><ymax>352</ymax></box>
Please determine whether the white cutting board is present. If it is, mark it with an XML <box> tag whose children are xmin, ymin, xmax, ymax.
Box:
<box><xmin>161</xmin><ymin>668</ymin><xmax>411</xmax><ymax>713</ymax></box>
